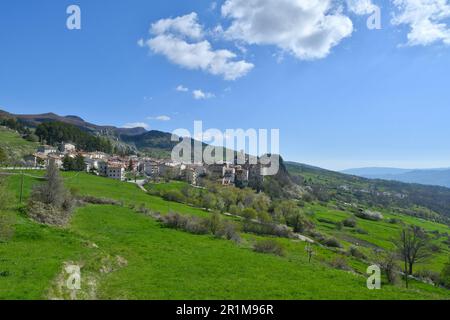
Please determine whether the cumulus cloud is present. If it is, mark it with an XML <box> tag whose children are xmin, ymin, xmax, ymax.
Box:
<box><xmin>141</xmin><ymin>13</ymin><xmax>254</xmax><ymax>80</ymax></box>
<box><xmin>220</xmin><ymin>0</ymin><xmax>354</xmax><ymax>60</ymax></box>
<box><xmin>346</xmin><ymin>0</ymin><xmax>379</xmax><ymax>15</ymax></box>
<box><xmin>122</xmin><ymin>122</ymin><xmax>150</xmax><ymax>130</ymax></box>
<box><xmin>176</xmin><ymin>85</ymin><xmax>189</xmax><ymax>92</ymax></box>
<box><xmin>392</xmin><ymin>0</ymin><xmax>450</xmax><ymax>46</ymax></box>
<box><xmin>193</xmin><ymin>89</ymin><xmax>215</xmax><ymax>100</ymax></box>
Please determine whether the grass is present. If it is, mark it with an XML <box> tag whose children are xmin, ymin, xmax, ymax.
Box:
<box><xmin>1</xmin><ymin>171</ymin><xmax>449</xmax><ymax>300</ymax></box>
<box><xmin>0</xmin><ymin>127</ymin><xmax>38</xmax><ymax>163</ymax></box>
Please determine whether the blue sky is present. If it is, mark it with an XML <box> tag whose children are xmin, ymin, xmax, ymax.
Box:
<box><xmin>1</xmin><ymin>0</ymin><xmax>450</xmax><ymax>170</ymax></box>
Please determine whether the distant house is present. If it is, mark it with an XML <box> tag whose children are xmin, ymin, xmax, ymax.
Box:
<box><xmin>107</xmin><ymin>165</ymin><xmax>125</xmax><ymax>181</ymax></box>
<box><xmin>37</xmin><ymin>145</ymin><xmax>57</xmax><ymax>155</ymax></box>
<box><xmin>222</xmin><ymin>167</ymin><xmax>236</xmax><ymax>186</ymax></box>
<box><xmin>59</xmin><ymin>142</ymin><xmax>76</xmax><ymax>153</ymax></box>
<box><xmin>84</xmin><ymin>158</ymin><xmax>99</xmax><ymax>173</ymax></box>
<box><xmin>143</xmin><ymin>160</ymin><xmax>160</xmax><ymax>178</ymax></box>
<box><xmin>98</xmin><ymin>161</ymin><xmax>108</xmax><ymax>176</ymax></box>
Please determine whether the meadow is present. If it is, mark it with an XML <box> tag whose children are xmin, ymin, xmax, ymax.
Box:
<box><xmin>0</xmin><ymin>171</ymin><xmax>449</xmax><ymax>299</ymax></box>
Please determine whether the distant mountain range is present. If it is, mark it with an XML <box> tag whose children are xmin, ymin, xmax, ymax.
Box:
<box><xmin>0</xmin><ymin>110</ymin><xmax>147</xmax><ymax>137</ymax></box>
<box><xmin>342</xmin><ymin>167</ymin><xmax>450</xmax><ymax>188</ymax></box>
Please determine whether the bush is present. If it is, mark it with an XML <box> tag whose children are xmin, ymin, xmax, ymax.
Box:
<box><xmin>162</xmin><ymin>190</ymin><xmax>185</xmax><ymax>203</ymax></box>
<box><xmin>215</xmin><ymin>221</ymin><xmax>241</xmax><ymax>243</ymax></box>
<box><xmin>440</xmin><ymin>259</ymin><xmax>450</xmax><ymax>288</ymax></box>
<box><xmin>208</xmin><ymin>213</ymin><xmax>222</xmax><ymax>234</ymax></box>
<box><xmin>355</xmin><ymin>210</ymin><xmax>383</xmax><ymax>221</ymax></box>
<box><xmin>243</xmin><ymin>221</ymin><xmax>292</xmax><ymax>238</ymax></box>
<box><xmin>320</xmin><ymin>237</ymin><xmax>342</xmax><ymax>248</ymax></box>
<box><xmin>415</xmin><ymin>270</ymin><xmax>441</xmax><ymax>286</ymax></box>
<box><xmin>159</xmin><ymin>212</ymin><xmax>209</xmax><ymax>235</ymax></box>
<box><xmin>242</xmin><ymin>208</ymin><xmax>257</xmax><ymax>220</ymax></box>
<box><xmin>27</xmin><ymin>201</ymin><xmax>72</xmax><ymax>226</ymax></box>
<box><xmin>330</xmin><ymin>257</ymin><xmax>350</xmax><ymax>270</ymax></box>
<box><xmin>79</xmin><ymin>196</ymin><xmax>121</xmax><ymax>206</ymax></box>
<box><xmin>28</xmin><ymin>163</ymin><xmax>74</xmax><ymax>225</ymax></box>
<box><xmin>343</xmin><ymin>217</ymin><xmax>357</xmax><ymax>228</ymax></box>
<box><xmin>380</xmin><ymin>253</ymin><xmax>400</xmax><ymax>284</ymax></box>
<box><xmin>349</xmin><ymin>246</ymin><xmax>366</xmax><ymax>259</ymax></box>
<box><xmin>355</xmin><ymin>228</ymin><xmax>369</xmax><ymax>235</ymax></box>
<box><xmin>253</xmin><ymin>239</ymin><xmax>285</xmax><ymax>256</ymax></box>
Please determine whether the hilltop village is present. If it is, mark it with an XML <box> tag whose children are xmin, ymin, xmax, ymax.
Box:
<box><xmin>24</xmin><ymin>142</ymin><xmax>263</xmax><ymax>187</ymax></box>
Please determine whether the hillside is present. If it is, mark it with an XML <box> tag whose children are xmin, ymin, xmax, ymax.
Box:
<box><xmin>0</xmin><ymin>126</ymin><xmax>39</xmax><ymax>164</ymax></box>
<box><xmin>1</xmin><ymin>171</ymin><xmax>449</xmax><ymax>300</ymax></box>
<box><xmin>286</xmin><ymin>162</ymin><xmax>450</xmax><ymax>225</ymax></box>
<box><xmin>0</xmin><ymin>110</ymin><xmax>146</xmax><ymax>137</ymax></box>
<box><xmin>343</xmin><ymin>167</ymin><xmax>450</xmax><ymax>188</ymax></box>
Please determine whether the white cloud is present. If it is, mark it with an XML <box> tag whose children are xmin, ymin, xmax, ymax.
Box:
<box><xmin>193</xmin><ymin>89</ymin><xmax>215</xmax><ymax>100</ymax></box>
<box><xmin>148</xmin><ymin>115</ymin><xmax>171</xmax><ymax>121</ymax></box>
<box><xmin>141</xmin><ymin>13</ymin><xmax>254</xmax><ymax>80</ymax></box>
<box><xmin>346</xmin><ymin>0</ymin><xmax>379</xmax><ymax>15</ymax></box>
<box><xmin>122</xmin><ymin>122</ymin><xmax>150</xmax><ymax>130</ymax></box>
<box><xmin>151</xmin><ymin>12</ymin><xmax>204</xmax><ymax>40</ymax></box>
<box><xmin>176</xmin><ymin>85</ymin><xmax>189</xmax><ymax>92</ymax></box>
<box><xmin>221</xmin><ymin>0</ymin><xmax>354</xmax><ymax>60</ymax></box>
<box><xmin>392</xmin><ymin>0</ymin><xmax>450</xmax><ymax>46</ymax></box>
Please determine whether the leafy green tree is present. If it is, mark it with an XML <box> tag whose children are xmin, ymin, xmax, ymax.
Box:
<box><xmin>74</xmin><ymin>154</ymin><xmax>85</xmax><ymax>171</ymax></box>
<box><xmin>242</xmin><ymin>208</ymin><xmax>257</xmax><ymax>220</ymax></box>
<box><xmin>63</xmin><ymin>155</ymin><xmax>74</xmax><ymax>171</ymax></box>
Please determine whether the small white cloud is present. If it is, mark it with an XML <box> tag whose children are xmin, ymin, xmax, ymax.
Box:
<box><xmin>392</xmin><ymin>0</ymin><xmax>450</xmax><ymax>46</ymax></box>
<box><xmin>148</xmin><ymin>115</ymin><xmax>171</xmax><ymax>121</ymax></box>
<box><xmin>140</xmin><ymin>13</ymin><xmax>254</xmax><ymax>80</ymax></box>
<box><xmin>122</xmin><ymin>122</ymin><xmax>150</xmax><ymax>130</ymax></box>
<box><xmin>176</xmin><ymin>85</ymin><xmax>189</xmax><ymax>92</ymax></box>
<box><xmin>346</xmin><ymin>0</ymin><xmax>378</xmax><ymax>15</ymax></box>
<box><xmin>193</xmin><ymin>89</ymin><xmax>215</xmax><ymax>100</ymax></box>
<box><xmin>151</xmin><ymin>12</ymin><xmax>205</xmax><ymax>40</ymax></box>
<box><xmin>137</xmin><ymin>38</ymin><xmax>145</xmax><ymax>47</ymax></box>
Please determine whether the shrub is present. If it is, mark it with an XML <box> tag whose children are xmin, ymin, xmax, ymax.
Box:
<box><xmin>159</xmin><ymin>213</ymin><xmax>209</xmax><ymax>235</ymax></box>
<box><xmin>355</xmin><ymin>228</ymin><xmax>369</xmax><ymax>235</ymax></box>
<box><xmin>215</xmin><ymin>221</ymin><xmax>241</xmax><ymax>243</ymax></box>
<box><xmin>440</xmin><ymin>259</ymin><xmax>450</xmax><ymax>288</ymax></box>
<box><xmin>388</xmin><ymin>218</ymin><xmax>400</xmax><ymax>224</ymax></box>
<box><xmin>27</xmin><ymin>201</ymin><xmax>72</xmax><ymax>226</ymax></box>
<box><xmin>330</xmin><ymin>257</ymin><xmax>350</xmax><ymax>270</ymax></box>
<box><xmin>162</xmin><ymin>190</ymin><xmax>185</xmax><ymax>203</ymax></box>
<box><xmin>355</xmin><ymin>210</ymin><xmax>383</xmax><ymax>221</ymax></box>
<box><xmin>320</xmin><ymin>237</ymin><xmax>342</xmax><ymax>248</ymax></box>
<box><xmin>79</xmin><ymin>196</ymin><xmax>121</xmax><ymax>206</ymax></box>
<box><xmin>28</xmin><ymin>162</ymin><xmax>74</xmax><ymax>226</ymax></box>
<box><xmin>349</xmin><ymin>246</ymin><xmax>366</xmax><ymax>259</ymax></box>
<box><xmin>415</xmin><ymin>270</ymin><xmax>441</xmax><ymax>286</ymax></box>
<box><xmin>243</xmin><ymin>221</ymin><xmax>292</xmax><ymax>238</ymax></box>
<box><xmin>242</xmin><ymin>208</ymin><xmax>257</xmax><ymax>220</ymax></box>
<box><xmin>208</xmin><ymin>213</ymin><xmax>222</xmax><ymax>234</ymax></box>
<box><xmin>253</xmin><ymin>239</ymin><xmax>285</xmax><ymax>256</ymax></box>
<box><xmin>380</xmin><ymin>253</ymin><xmax>400</xmax><ymax>285</ymax></box>
<box><xmin>343</xmin><ymin>217</ymin><xmax>357</xmax><ymax>228</ymax></box>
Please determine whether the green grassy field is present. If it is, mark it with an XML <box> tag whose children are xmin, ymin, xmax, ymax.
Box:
<box><xmin>0</xmin><ymin>127</ymin><xmax>38</xmax><ymax>163</ymax></box>
<box><xmin>1</xmin><ymin>172</ymin><xmax>449</xmax><ymax>300</ymax></box>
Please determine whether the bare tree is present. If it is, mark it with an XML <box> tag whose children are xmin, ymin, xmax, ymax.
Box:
<box><xmin>31</xmin><ymin>160</ymin><xmax>67</xmax><ymax>207</ymax></box>
<box><xmin>395</xmin><ymin>226</ymin><xmax>431</xmax><ymax>288</ymax></box>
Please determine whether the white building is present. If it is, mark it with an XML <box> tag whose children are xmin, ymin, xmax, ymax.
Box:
<box><xmin>59</xmin><ymin>142</ymin><xmax>76</xmax><ymax>153</ymax></box>
<box><xmin>107</xmin><ymin>165</ymin><xmax>125</xmax><ymax>181</ymax></box>
<box><xmin>37</xmin><ymin>145</ymin><xmax>57</xmax><ymax>155</ymax></box>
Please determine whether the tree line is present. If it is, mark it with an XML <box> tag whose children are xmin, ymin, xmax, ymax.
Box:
<box><xmin>35</xmin><ymin>121</ymin><xmax>113</xmax><ymax>153</ymax></box>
